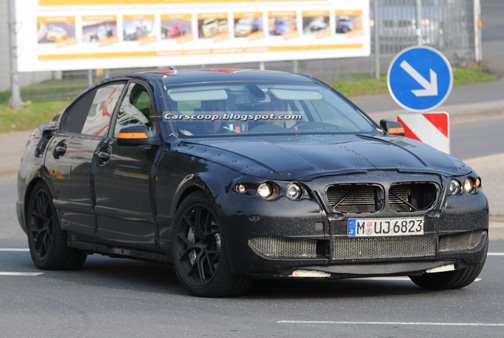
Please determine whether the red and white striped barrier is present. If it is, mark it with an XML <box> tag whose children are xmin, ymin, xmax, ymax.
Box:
<box><xmin>397</xmin><ymin>112</ymin><xmax>450</xmax><ymax>154</ymax></box>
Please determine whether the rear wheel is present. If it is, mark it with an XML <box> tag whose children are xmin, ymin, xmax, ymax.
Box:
<box><xmin>409</xmin><ymin>245</ymin><xmax>487</xmax><ymax>290</ymax></box>
<box><xmin>172</xmin><ymin>192</ymin><xmax>251</xmax><ymax>297</ymax></box>
<box><xmin>26</xmin><ymin>182</ymin><xmax>87</xmax><ymax>270</ymax></box>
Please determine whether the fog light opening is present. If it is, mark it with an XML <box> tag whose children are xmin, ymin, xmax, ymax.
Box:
<box><xmin>426</xmin><ymin>264</ymin><xmax>456</xmax><ymax>274</ymax></box>
<box><xmin>290</xmin><ymin>270</ymin><xmax>331</xmax><ymax>278</ymax></box>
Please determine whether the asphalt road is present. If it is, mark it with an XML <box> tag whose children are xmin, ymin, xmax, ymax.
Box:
<box><xmin>451</xmin><ymin>117</ymin><xmax>504</xmax><ymax>160</ymax></box>
<box><xmin>0</xmin><ymin>243</ymin><xmax>503</xmax><ymax>338</ymax></box>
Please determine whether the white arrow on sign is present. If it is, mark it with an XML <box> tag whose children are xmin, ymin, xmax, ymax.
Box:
<box><xmin>400</xmin><ymin>60</ymin><xmax>438</xmax><ymax>97</ymax></box>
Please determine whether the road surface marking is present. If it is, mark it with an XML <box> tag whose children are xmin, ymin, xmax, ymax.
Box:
<box><xmin>0</xmin><ymin>272</ymin><xmax>43</xmax><ymax>276</ymax></box>
<box><xmin>488</xmin><ymin>253</ymin><xmax>504</xmax><ymax>256</ymax></box>
<box><xmin>362</xmin><ymin>277</ymin><xmax>481</xmax><ymax>282</ymax></box>
<box><xmin>277</xmin><ymin>320</ymin><xmax>504</xmax><ymax>327</ymax></box>
<box><xmin>0</xmin><ymin>248</ymin><xmax>29</xmax><ymax>252</ymax></box>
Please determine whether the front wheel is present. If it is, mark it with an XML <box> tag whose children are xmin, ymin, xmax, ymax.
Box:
<box><xmin>172</xmin><ymin>192</ymin><xmax>251</xmax><ymax>297</ymax></box>
<box><xmin>26</xmin><ymin>182</ymin><xmax>87</xmax><ymax>270</ymax></box>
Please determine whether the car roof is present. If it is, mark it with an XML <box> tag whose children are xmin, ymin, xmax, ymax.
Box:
<box><xmin>119</xmin><ymin>68</ymin><xmax>316</xmax><ymax>85</ymax></box>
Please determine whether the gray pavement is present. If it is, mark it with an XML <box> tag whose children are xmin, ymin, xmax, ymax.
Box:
<box><xmin>352</xmin><ymin>78</ymin><xmax>504</xmax><ymax>122</ymax></box>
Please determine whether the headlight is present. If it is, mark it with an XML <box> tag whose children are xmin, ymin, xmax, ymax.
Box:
<box><xmin>257</xmin><ymin>183</ymin><xmax>274</xmax><ymax>199</ymax></box>
<box><xmin>448</xmin><ymin>179</ymin><xmax>462</xmax><ymax>195</ymax></box>
<box><xmin>475</xmin><ymin>177</ymin><xmax>482</xmax><ymax>188</ymax></box>
<box><xmin>286</xmin><ymin>183</ymin><xmax>303</xmax><ymax>200</ymax></box>
<box><xmin>464</xmin><ymin>177</ymin><xmax>475</xmax><ymax>193</ymax></box>
<box><xmin>234</xmin><ymin>183</ymin><xmax>247</xmax><ymax>194</ymax></box>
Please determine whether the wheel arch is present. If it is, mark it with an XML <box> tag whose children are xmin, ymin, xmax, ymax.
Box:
<box><xmin>23</xmin><ymin>175</ymin><xmax>57</xmax><ymax>228</ymax></box>
<box><xmin>171</xmin><ymin>174</ymin><xmax>216</xmax><ymax>217</ymax></box>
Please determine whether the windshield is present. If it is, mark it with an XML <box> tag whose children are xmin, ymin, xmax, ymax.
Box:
<box><xmin>162</xmin><ymin>81</ymin><xmax>377</xmax><ymax>137</ymax></box>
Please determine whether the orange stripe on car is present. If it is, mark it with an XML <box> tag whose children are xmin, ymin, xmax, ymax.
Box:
<box><xmin>117</xmin><ymin>132</ymin><xmax>147</xmax><ymax>139</ymax></box>
<box><xmin>388</xmin><ymin>127</ymin><xmax>405</xmax><ymax>134</ymax></box>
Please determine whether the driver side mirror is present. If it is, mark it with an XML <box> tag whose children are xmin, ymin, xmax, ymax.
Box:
<box><xmin>380</xmin><ymin>119</ymin><xmax>405</xmax><ymax>136</ymax></box>
<box><xmin>117</xmin><ymin>125</ymin><xmax>152</xmax><ymax>146</ymax></box>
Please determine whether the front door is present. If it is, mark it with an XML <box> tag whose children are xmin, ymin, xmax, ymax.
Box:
<box><xmin>94</xmin><ymin>82</ymin><xmax>160</xmax><ymax>250</ymax></box>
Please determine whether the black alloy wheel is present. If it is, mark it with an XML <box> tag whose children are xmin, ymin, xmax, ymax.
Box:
<box><xmin>172</xmin><ymin>192</ymin><xmax>251</xmax><ymax>297</ymax></box>
<box><xmin>176</xmin><ymin>205</ymin><xmax>221</xmax><ymax>285</ymax></box>
<box><xmin>29</xmin><ymin>188</ymin><xmax>54</xmax><ymax>260</ymax></box>
<box><xmin>26</xmin><ymin>182</ymin><xmax>87</xmax><ymax>270</ymax></box>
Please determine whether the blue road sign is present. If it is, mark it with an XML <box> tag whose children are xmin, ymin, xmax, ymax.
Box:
<box><xmin>387</xmin><ymin>46</ymin><xmax>453</xmax><ymax>112</ymax></box>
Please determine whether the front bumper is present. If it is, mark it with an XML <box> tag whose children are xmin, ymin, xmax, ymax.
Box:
<box><xmin>216</xmin><ymin>172</ymin><xmax>489</xmax><ymax>278</ymax></box>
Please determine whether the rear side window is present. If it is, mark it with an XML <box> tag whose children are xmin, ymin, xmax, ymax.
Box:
<box><xmin>81</xmin><ymin>83</ymin><xmax>125</xmax><ymax>137</ymax></box>
<box><xmin>61</xmin><ymin>89</ymin><xmax>97</xmax><ymax>133</ymax></box>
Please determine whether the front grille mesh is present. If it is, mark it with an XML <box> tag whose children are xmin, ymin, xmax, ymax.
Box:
<box><xmin>248</xmin><ymin>236</ymin><xmax>317</xmax><ymax>258</ymax></box>
<box><xmin>389</xmin><ymin>185</ymin><xmax>409</xmax><ymax>205</ymax></box>
<box><xmin>439</xmin><ymin>231</ymin><xmax>486</xmax><ymax>252</ymax></box>
<box><xmin>326</xmin><ymin>185</ymin><xmax>383</xmax><ymax>213</ymax></box>
<box><xmin>331</xmin><ymin>236</ymin><xmax>436</xmax><ymax>261</ymax></box>
<box><xmin>248</xmin><ymin>236</ymin><xmax>437</xmax><ymax>261</ymax></box>
<box><xmin>389</xmin><ymin>183</ymin><xmax>438</xmax><ymax>212</ymax></box>
<box><xmin>326</xmin><ymin>182</ymin><xmax>438</xmax><ymax>214</ymax></box>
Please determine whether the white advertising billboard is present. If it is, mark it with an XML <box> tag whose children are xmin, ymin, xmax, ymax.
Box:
<box><xmin>15</xmin><ymin>0</ymin><xmax>371</xmax><ymax>72</ymax></box>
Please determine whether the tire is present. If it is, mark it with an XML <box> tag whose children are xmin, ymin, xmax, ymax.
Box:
<box><xmin>26</xmin><ymin>182</ymin><xmax>87</xmax><ymax>270</ymax></box>
<box><xmin>409</xmin><ymin>243</ymin><xmax>487</xmax><ymax>290</ymax></box>
<box><xmin>172</xmin><ymin>191</ymin><xmax>251</xmax><ymax>297</ymax></box>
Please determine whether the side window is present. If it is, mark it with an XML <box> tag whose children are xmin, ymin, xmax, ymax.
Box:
<box><xmin>60</xmin><ymin>89</ymin><xmax>97</xmax><ymax>133</ymax></box>
<box><xmin>81</xmin><ymin>83</ymin><xmax>125</xmax><ymax>137</ymax></box>
<box><xmin>114</xmin><ymin>83</ymin><xmax>154</xmax><ymax>137</ymax></box>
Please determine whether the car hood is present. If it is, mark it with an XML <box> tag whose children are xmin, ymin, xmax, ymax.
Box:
<box><xmin>175</xmin><ymin>134</ymin><xmax>471</xmax><ymax>180</ymax></box>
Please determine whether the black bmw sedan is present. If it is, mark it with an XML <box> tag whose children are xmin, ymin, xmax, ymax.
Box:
<box><xmin>17</xmin><ymin>69</ymin><xmax>488</xmax><ymax>297</ymax></box>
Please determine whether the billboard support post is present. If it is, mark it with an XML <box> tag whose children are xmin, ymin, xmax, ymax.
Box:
<box><xmin>374</xmin><ymin>0</ymin><xmax>381</xmax><ymax>80</ymax></box>
<box><xmin>415</xmin><ymin>0</ymin><xmax>423</xmax><ymax>46</ymax></box>
<box><xmin>87</xmin><ymin>70</ymin><xmax>94</xmax><ymax>88</ymax></box>
<box><xmin>473</xmin><ymin>0</ymin><xmax>482</xmax><ymax>63</ymax></box>
<box><xmin>8</xmin><ymin>0</ymin><xmax>23</xmax><ymax>109</ymax></box>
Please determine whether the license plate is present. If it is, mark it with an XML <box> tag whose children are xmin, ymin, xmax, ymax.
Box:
<box><xmin>347</xmin><ymin>217</ymin><xmax>424</xmax><ymax>237</ymax></box>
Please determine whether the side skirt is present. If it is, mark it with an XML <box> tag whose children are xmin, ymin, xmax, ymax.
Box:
<box><xmin>68</xmin><ymin>239</ymin><xmax>170</xmax><ymax>264</ymax></box>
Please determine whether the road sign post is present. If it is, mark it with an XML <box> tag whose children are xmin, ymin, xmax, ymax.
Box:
<box><xmin>387</xmin><ymin>46</ymin><xmax>453</xmax><ymax>113</ymax></box>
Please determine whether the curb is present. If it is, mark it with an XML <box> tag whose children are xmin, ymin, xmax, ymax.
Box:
<box><xmin>366</xmin><ymin>101</ymin><xmax>504</xmax><ymax>123</ymax></box>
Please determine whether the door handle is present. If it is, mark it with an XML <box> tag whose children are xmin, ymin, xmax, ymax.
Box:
<box><xmin>96</xmin><ymin>151</ymin><xmax>111</xmax><ymax>163</ymax></box>
<box><xmin>53</xmin><ymin>142</ymin><xmax>66</xmax><ymax>158</ymax></box>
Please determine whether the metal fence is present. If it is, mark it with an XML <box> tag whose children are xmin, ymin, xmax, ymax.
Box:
<box><xmin>18</xmin><ymin>0</ymin><xmax>480</xmax><ymax>101</ymax></box>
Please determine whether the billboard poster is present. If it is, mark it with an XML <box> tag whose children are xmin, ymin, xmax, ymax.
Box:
<box><xmin>15</xmin><ymin>0</ymin><xmax>371</xmax><ymax>72</ymax></box>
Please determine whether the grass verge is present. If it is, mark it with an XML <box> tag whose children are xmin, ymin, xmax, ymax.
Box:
<box><xmin>0</xmin><ymin>100</ymin><xmax>68</xmax><ymax>133</ymax></box>
<box><xmin>332</xmin><ymin>65</ymin><xmax>496</xmax><ymax>97</ymax></box>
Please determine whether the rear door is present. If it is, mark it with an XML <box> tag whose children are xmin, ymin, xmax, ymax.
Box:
<box><xmin>45</xmin><ymin>82</ymin><xmax>126</xmax><ymax>236</ymax></box>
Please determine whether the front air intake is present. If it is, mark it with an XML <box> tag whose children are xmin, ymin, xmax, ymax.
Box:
<box><xmin>389</xmin><ymin>182</ymin><xmax>438</xmax><ymax>212</ymax></box>
<box><xmin>326</xmin><ymin>184</ymin><xmax>384</xmax><ymax>213</ymax></box>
